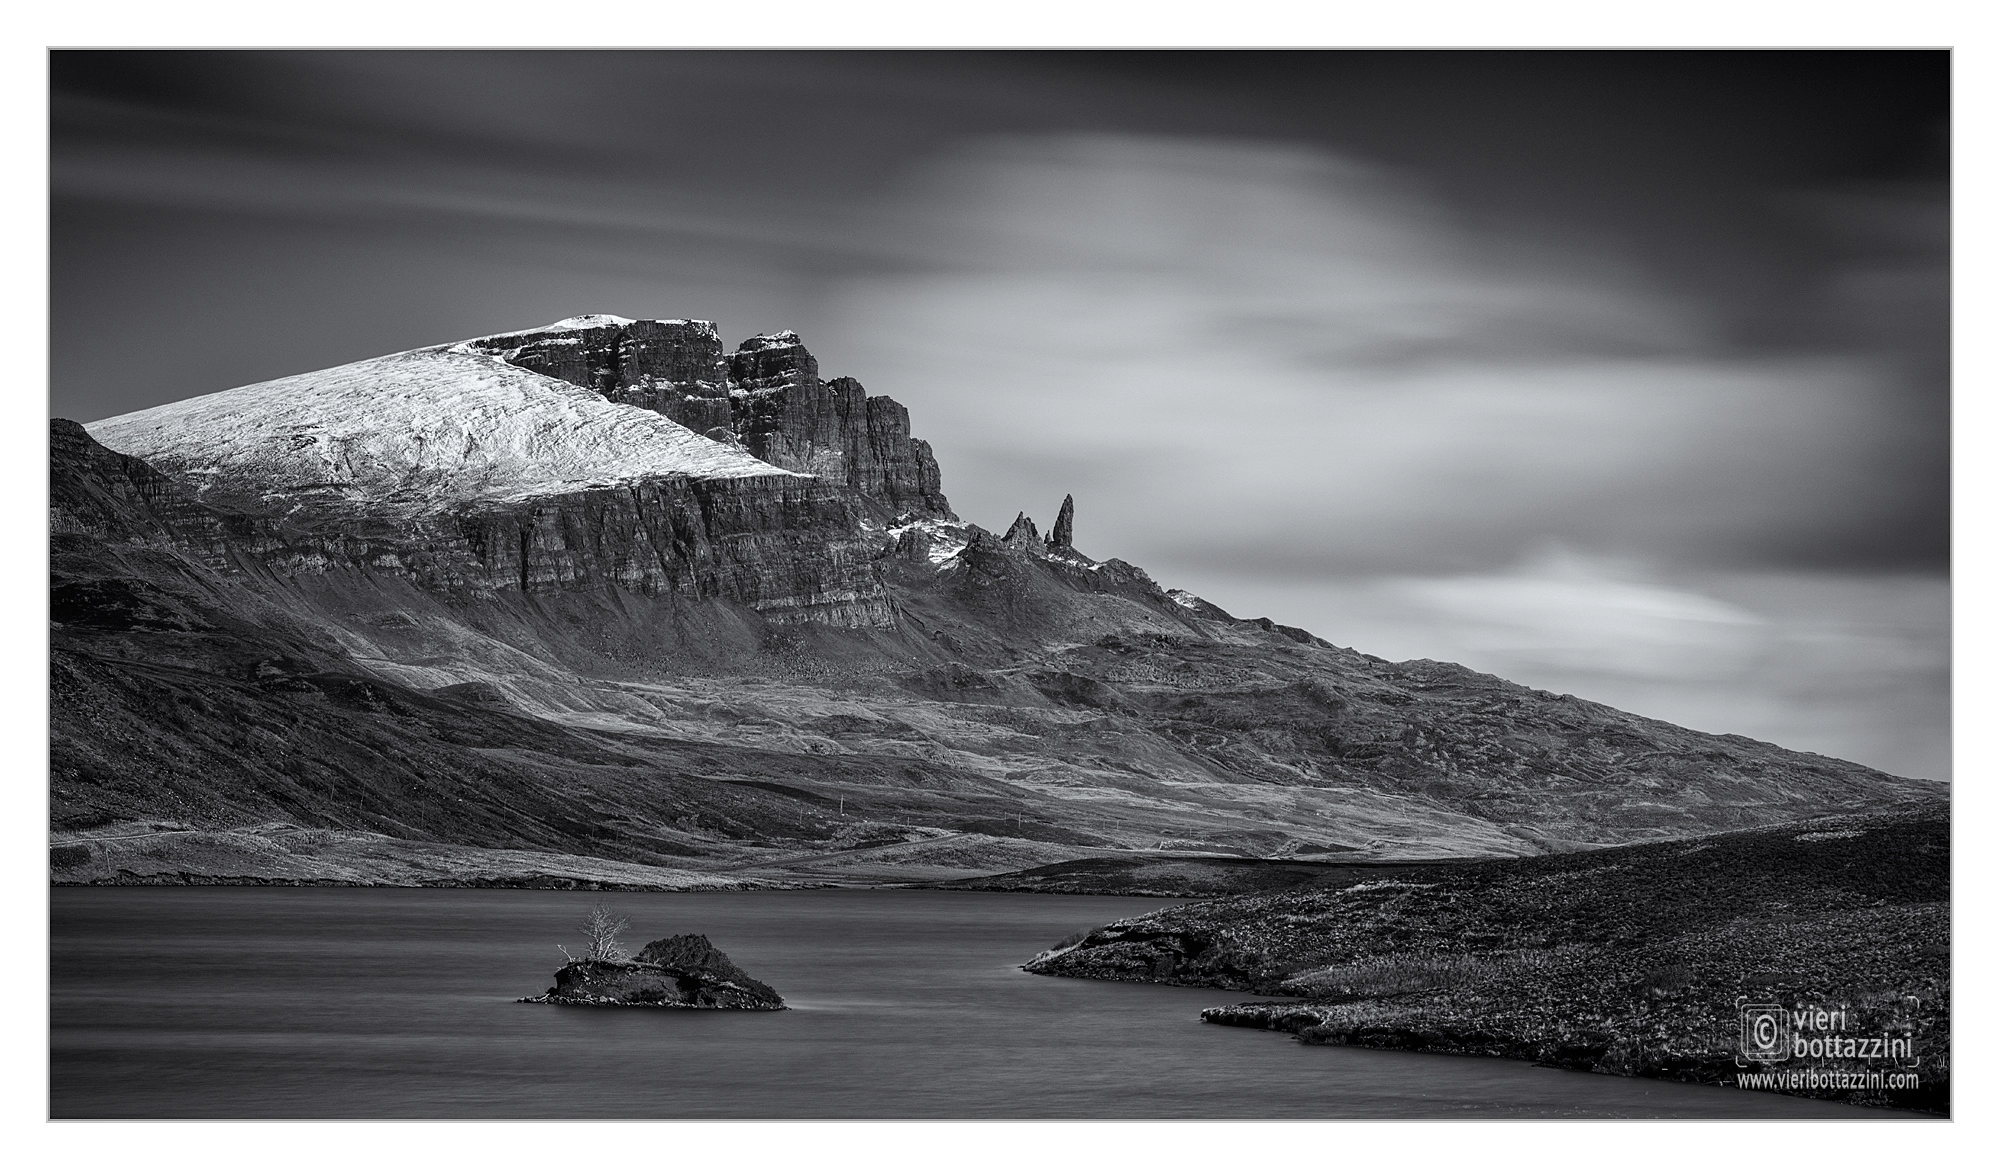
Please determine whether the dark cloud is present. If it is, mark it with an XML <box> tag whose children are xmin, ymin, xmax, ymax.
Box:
<box><xmin>52</xmin><ymin>51</ymin><xmax>1947</xmax><ymax>572</ymax></box>
<box><xmin>824</xmin><ymin>134</ymin><xmax>1945</xmax><ymax>575</ymax></box>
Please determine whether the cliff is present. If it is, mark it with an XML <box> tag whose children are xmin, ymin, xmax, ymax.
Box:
<box><xmin>72</xmin><ymin>364</ymin><xmax>895</xmax><ymax>626</ymax></box>
<box><xmin>465</xmin><ymin>316</ymin><xmax>952</xmax><ymax>519</ymax></box>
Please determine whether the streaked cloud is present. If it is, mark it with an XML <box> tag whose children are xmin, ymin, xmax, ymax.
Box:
<box><xmin>827</xmin><ymin>135</ymin><xmax>1942</xmax><ymax>576</ymax></box>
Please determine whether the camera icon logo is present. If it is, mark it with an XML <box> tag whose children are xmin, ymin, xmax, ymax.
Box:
<box><xmin>1737</xmin><ymin>999</ymin><xmax>1791</xmax><ymax>1065</ymax></box>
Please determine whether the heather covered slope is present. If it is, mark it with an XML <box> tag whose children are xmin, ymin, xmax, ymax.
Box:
<box><xmin>1024</xmin><ymin>801</ymin><xmax>1949</xmax><ymax>1114</ymax></box>
<box><xmin>49</xmin><ymin>318</ymin><xmax>1943</xmax><ymax>886</ymax></box>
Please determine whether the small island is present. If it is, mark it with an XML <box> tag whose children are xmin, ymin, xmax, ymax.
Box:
<box><xmin>521</xmin><ymin>907</ymin><xmax>785</xmax><ymax>1010</ymax></box>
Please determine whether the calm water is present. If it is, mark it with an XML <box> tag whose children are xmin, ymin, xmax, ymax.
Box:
<box><xmin>51</xmin><ymin>886</ymin><xmax>1891</xmax><ymax>1119</ymax></box>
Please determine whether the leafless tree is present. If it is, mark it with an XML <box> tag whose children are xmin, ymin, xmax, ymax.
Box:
<box><xmin>557</xmin><ymin>902</ymin><xmax>631</xmax><ymax>963</ymax></box>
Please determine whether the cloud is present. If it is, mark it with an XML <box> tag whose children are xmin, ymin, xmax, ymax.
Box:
<box><xmin>1379</xmin><ymin>548</ymin><xmax>1768</xmax><ymax>680</ymax></box>
<box><xmin>51</xmin><ymin>94</ymin><xmax>857</xmax><ymax>261</ymax></box>
<box><xmin>821</xmin><ymin>134</ymin><xmax>1944</xmax><ymax>575</ymax></box>
<box><xmin>1163</xmin><ymin>553</ymin><xmax>1949</xmax><ymax>781</ymax></box>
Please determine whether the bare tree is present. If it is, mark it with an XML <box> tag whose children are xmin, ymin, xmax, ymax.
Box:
<box><xmin>557</xmin><ymin>902</ymin><xmax>631</xmax><ymax>964</ymax></box>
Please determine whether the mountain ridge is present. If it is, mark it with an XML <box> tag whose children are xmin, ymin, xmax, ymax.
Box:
<box><xmin>49</xmin><ymin>317</ymin><xmax>1941</xmax><ymax>887</ymax></box>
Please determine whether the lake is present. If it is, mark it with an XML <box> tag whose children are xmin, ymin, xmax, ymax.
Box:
<box><xmin>50</xmin><ymin>886</ymin><xmax>1895</xmax><ymax>1119</ymax></box>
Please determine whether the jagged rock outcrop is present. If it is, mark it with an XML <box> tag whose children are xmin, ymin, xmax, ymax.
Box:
<box><xmin>465</xmin><ymin>318</ymin><xmax>953</xmax><ymax>520</ymax></box>
<box><xmin>522</xmin><ymin>934</ymin><xmax>785</xmax><ymax>1009</ymax></box>
<box><xmin>1048</xmin><ymin>494</ymin><xmax>1075</xmax><ymax>551</ymax></box>
<box><xmin>1002</xmin><ymin>512</ymin><xmax>1040</xmax><ymax>548</ymax></box>
<box><xmin>725</xmin><ymin>331</ymin><xmax>952</xmax><ymax>519</ymax></box>
<box><xmin>474</xmin><ymin>315</ymin><xmax>736</xmax><ymax>435</ymax></box>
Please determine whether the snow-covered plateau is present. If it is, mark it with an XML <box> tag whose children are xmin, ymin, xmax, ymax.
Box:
<box><xmin>86</xmin><ymin>329</ymin><xmax>800</xmax><ymax>516</ymax></box>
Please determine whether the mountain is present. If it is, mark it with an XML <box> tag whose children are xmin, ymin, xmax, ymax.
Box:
<box><xmin>50</xmin><ymin>317</ymin><xmax>1941</xmax><ymax>887</ymax></box>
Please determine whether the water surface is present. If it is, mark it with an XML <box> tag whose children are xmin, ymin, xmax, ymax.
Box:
<box><xmin>51</xmin><ymin>887</ymin><xmax>1890</xmax><ymax>1119</ymax></box>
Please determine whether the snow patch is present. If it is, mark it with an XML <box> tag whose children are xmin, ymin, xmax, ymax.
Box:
<box><xmin>453</xmin><ymin>314</ymin><xmax>667</xmax><ymax>354</ymax></box>
<box><xmin>548</xmin><ymin>314</ymin><xmax>637</xmax><ymax>329</ymax></box>
<box><xmin>887</xmin><ymin>519</ymin><xmax>972</xmax><ymax>565</ymax></box>
<box><xmin>1042</xmin><ymin>547</ymin><xmax>1101</xmax><ymax>571</ymax></box>
<box><xmin>87</xmin><ymin>337</ymin><xmax>803</xmax><ymax>515</ymax></box>
<box><xmin>739</xmin><ymin>331</ymin><xmax>803</xmax><ymax>349</ymax></box>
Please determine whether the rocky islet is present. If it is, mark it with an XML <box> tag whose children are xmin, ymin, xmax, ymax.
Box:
<box><xmin>522</xmin><ymin>933</ymin><xmax>786</xmax><ymax>1010</ymax></box>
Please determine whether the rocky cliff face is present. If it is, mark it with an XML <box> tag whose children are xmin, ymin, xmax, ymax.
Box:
<box><xmin>474</xmin><ymin>315</ymin><xmax>735</xmax><ymax>435</ymax></box>
<box><xmin>55</xmin><ymin>419</ymin><xmax>893</xmax><ymax>627</ymax></box>
<box><xmin>467</xmin><ymin>317</ymin><xmax>952</xmax><ymax>520</ymax></box>
<box><xmin>50</xmin><ymin>419</ymin><xmax>231</xmax><ymax>558</ymax></box>
<box><xmin>450</xmin><ymin>476</ymin><xmax>892</xmax><ymax>624</ymax></box>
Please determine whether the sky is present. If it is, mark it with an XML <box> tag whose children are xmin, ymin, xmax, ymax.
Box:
<box><xmin>48</xmin><ymin>50</ymin><xmax>1951</xmax><ymax>779</ymax></box>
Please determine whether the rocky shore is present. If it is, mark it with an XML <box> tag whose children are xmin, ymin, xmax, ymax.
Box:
<box><xmin>1026</xmin><ymin>802</ymin><xmax>1949</xmax><ymax>1115</ymax></box>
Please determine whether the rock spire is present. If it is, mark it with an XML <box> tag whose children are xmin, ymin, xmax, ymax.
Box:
<box><xmin>1048</xmin><ymin>494</ymin><xmax>1075</xmax><ymax>550</ymax></box>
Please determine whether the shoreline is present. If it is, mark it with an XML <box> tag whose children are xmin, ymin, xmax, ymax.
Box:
<box><xmin>1196</xmin><ymin>999</ymin><xmax>1945</xmax><ymax>1117</ymax></box>
<box><xmin>1022</xmin><ymin>803</ymin><xmax>1950</xmax><ymax>1118</ymax></box>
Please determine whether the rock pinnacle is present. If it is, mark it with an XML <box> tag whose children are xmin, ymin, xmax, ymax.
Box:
<box><xmin>1048</xmin><ymin>494</ymin><xmax>1075</xmax><ymax>550</ymax></box>
<box><xmin>1003</xmin><ymin>511</ymin><xmax>1040</xmax><ymax>546</ymax></box>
